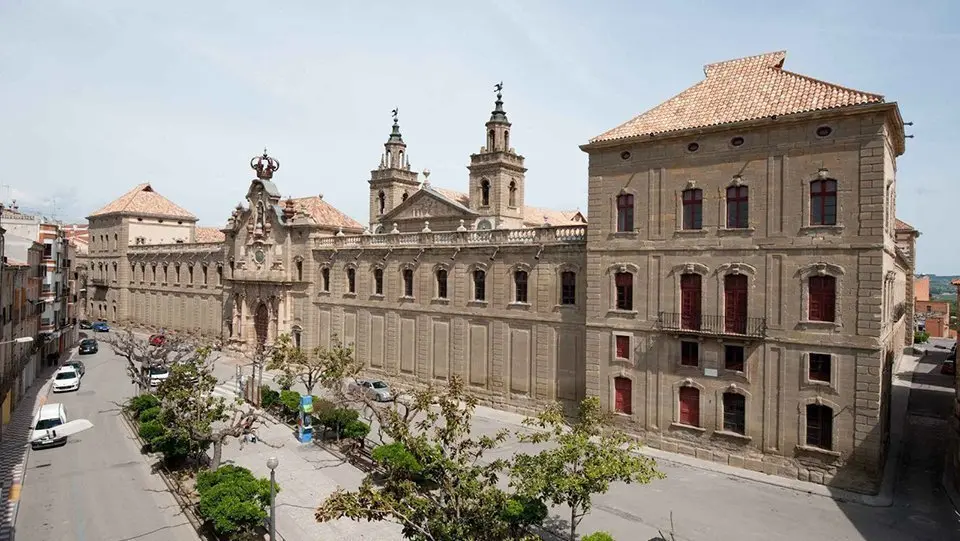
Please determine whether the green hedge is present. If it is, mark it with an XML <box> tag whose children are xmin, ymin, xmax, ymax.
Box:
<box><xmin>127</xmin><ymin>394</ymin><xmax>160</xmax><ymax>419</ymax></box>
<box><xmin>196</xmin><ymin>465</ymin><xmax>278</xmax><ymax>538</ymax></box>
<box><xmin>138</xmin><ymin>419</ymin><xmax>165</xmax><ymax>443</ymax></box>
<box><xmin>914</xmin><ymin>331</ymin><xmax>930</xmax><ymax>344</ymax></box>
<box><xmin>139</xmin><ymin>406</ymin><xmax>161</xmax><ymax>423</ymax></box>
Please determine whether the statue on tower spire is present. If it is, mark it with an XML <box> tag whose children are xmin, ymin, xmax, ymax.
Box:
<box><xmin>489</xmin><ymin>81</ymin><xmax>508</xmax><ymax>123</ymax></box>
<box><xmin>388</xmin><ymin>107</ymin><xmax>403</xmax><ymax>143</ymax></box>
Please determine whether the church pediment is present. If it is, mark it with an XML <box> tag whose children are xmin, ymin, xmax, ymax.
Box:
<box><xmin>382</xmin><ymin>188</ymin><xmax>476</xmax><ymax>222</ymax></box>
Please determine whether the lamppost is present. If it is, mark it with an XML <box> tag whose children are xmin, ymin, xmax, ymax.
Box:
<box><xmin>266</xmin><ymin>456</ymin><xmax>279</xmax><ymax>541</ymax></box>
<box><xmin>0</xmin><ymin>337</ymin><xmax>33</xmax><ymax>346</ymax></box>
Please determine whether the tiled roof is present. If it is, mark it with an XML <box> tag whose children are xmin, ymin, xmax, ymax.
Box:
<box><xmin>4</xmin><ymin>258</ymin><xmax>27</xmax><ymax>266</ymax></box>
<box><xmin>89</xmin><ymin>183</ymin><xmax>197</xmax><ymax>220</ymax></box>
<box><xmin>291</xmin><ymin>196</ymin><xmax>364</xmax><ymax>231</ymax></box>
<box><xmin>195</xmin><ymin>226</ymin><xmax>225</xmax><ymax>243</ymax></box>
<box><xmin>591</xmin><ymin>51</ymin><xmax>885</xmax><ymax>143</ymax></box>
<box><xmin>895</xmin><ymin>218</ymin><xmax>916</xmax><ymax>231</ymax></box>
<box><xmin>430</xmin><ymin>187</ymin><xmax>585</xmax><ymax>227</ymax></box>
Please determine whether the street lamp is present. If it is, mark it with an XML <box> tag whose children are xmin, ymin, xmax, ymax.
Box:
<box><xmin>267</xmin><ymin>456</ymin><xmax>279</xmax><ymax>541</ymax></box>
<box><xmin>0</xmin><ymin>337</ymin><xmax>33</xmax><ymax>346</ymax></box>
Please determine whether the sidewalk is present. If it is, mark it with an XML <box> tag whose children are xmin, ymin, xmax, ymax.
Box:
<box><xmin>0</xmin><ymin>348</ymin><xmax>73</xmax><ymax>541</ymax></box>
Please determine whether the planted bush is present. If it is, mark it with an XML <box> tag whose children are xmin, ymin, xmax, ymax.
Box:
<box><xmin>279</xmin><ymin>390</ymin><xmax>301</xmax><ymax>420</ymax></box>
<box><xmin>371</xmin><ymin>442</ymin><xmax>424</xmax><ymax>479</ymax></box>
<box><xmin>914</xmin><ymin>331</ymin><xmax>930</xmax><ymax>344</ymax></box>
<box><xmin>260</xmin><ymin>386</ymin><xmax>280</xmax><ymax>409</ymax></box>
<box><xmin>127</xmin><ymin>394</ymin><xmax>160</xmax><ymax>419</ymax></box>
<box><xmin>342</xmin><ymin>419</ymin><xmax>370</xmax><ymax>444</ymax></box>
<box><xmin>316</xmin><ymin>407</ymin><xmax>359</xmax><ymax>440</ymax></box>
<box><xmin>197</xmin><ymin>465</ymin><xmax>278</xmax><ymax>538</ymax></box>
<box><xmin>139</xmin><ymin>406</ymin><xmax>161</xmax><ymax>423</ymax></box>
<box><xmin>581</xmin><ymin>532</ymin><xmax>615</xmax><ymax>541</ymax></box>
<box><xmin>138</xmin><ymin>419</ymin><xmax>165</xmax><ymax>443</ymax></box>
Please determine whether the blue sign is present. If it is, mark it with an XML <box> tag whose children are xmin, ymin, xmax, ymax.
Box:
<box><xmin>300</xmin><ymin>395</ymin><xmax>313</xmax><ymax>413</ymax></box>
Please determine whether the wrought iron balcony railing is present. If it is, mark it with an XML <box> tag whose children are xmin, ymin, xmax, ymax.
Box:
<box><xmin>656</xmin><ymin>312</ymin><xmax>767</xmax><ymax>339</ymax></box>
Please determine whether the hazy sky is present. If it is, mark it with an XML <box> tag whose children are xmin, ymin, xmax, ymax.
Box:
<box><xmin>1</xmin><ymin>1</ymin><xmax>957</xmax><ymax>272</ymax></box>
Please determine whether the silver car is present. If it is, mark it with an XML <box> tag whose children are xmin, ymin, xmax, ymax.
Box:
<box><xmin>349</xmin><ymin>379</ymin><xmax>392</xmax><ymax>402</ymax></box>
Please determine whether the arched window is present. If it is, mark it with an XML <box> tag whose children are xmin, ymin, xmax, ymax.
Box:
<box><xmin>295</xmin><ymin>260</ymin><xmax>303</xmax><ymax>281</ymax></box>
<box><xmin>292</xmin><ymin>327</ymin><xmax>302</xmax><ymax>351</ymax></box>
<box><xmin>436</xmin><ymin>269</ymin><xmax>448</xmax><ymax>299</ymax></box>
<box><xmin>616</xmin><ymin>193</ymin><xmax>634</xmax><ymax>233</ymax></box>
<box><xmin>373</xmin><ymin>268</ymin><xmax>384</xmax><ymax>295</ymax></box>
<box><xmin>321</xmin><ymin>267</ymin><xmax>330</xmax><ymax>292</ymax></box>
<box><xmin>504</xmin><ymin>130</ymin><xmax>510</xmax><ymax>151</ymax></box>
<box><xmin>722</xmin><ymin>392</ymin><xmax>746</xmax><ymax>434</ymax></box>
<box><xmin>614</xmin><ymin>272</ymin><xmax>633</xmax><ymax>311</ymax></box>
<box><xmin>347</xmin><ymin>268</ymin><xmax>356</xmax><ymax>294</ymax></box>
<box><xmin>514</xmin><ymin>270</ymin><xmax>528</xmax><ymax>303</ymax></box>
<box><xmin>378</xmin><ymin>190</ymin><xmax>386</xmax><ymax>214</ymax></box>
<box><xmin>810</xmin><ymin>179</ymin><xmax>837</xmax><ymax>226</ymax></box>
<box><xmin>480</xmin><ymin>180</ymin><xmax>490</xmax><ymax>207</ymax></box>
<box><xmin>726</xmin><ymin>186</ymin><xmax>749</xmax><ymax>228</ymax></box>
<box><xmin>806</xmin><ymin>404</ymin><xmax>833</xmax><ymax>450</ymax></box>
<box><xmin>402</xmin><ymin>268</ymin><xmax>414</xmax><ymax>297</ymax></box>
<box><xmin>808</xmin><ymin>275</ymin><xmax>836</xmax><ymax>322</ymax></box>
<box><xmin>682</xmin><ymin>188</ymin><xmax>703</xmax><ymax>230</ymax></box>
<box><xmin>473</xmin><ymin>270</ymin><xmax>486</xmax><ymax>301</ymax></box>
<box><xmin>508</xmin><ymin>181</ymin><xmax>517</xmax><ymax>207</ymax></box>
<box><xmin>113</xmin><ymin>233</ymin><xmax>118</xmax><ymax>250</ymax></box>
<box><xmin>487</xmin><ymin>129</ymin><xmax>495</xmax><ymax>151</ymax></box>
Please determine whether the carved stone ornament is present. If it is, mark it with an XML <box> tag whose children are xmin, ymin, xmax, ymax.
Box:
<box><xmin>731</xmin><ymin>175</ymin><xmax>743</xmax><ymax>187</ymax></box>
<box><xmin>815</xmin><ymin>262</ymin><xmax>827</xmax><ymax>276</ymax></box>
<box><xmin>685</xmin><ymin>179</ymin><xmax>697</xmax><ymax>190</ymax></box>
<box><xmin>682</xmin><ymin>378</ymin><xmax>694</xmax><ymax>387</ymax></box>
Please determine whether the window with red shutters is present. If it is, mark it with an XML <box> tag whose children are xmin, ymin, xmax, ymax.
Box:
<box><xmin>614</xmin><ymin>377</ymin><xmax>632</xmax><ymax>415</ymax></box>
<box><xmin>808</xmin><ymin>276</ymin><xmax>837</xmax><ymax>322</ymax></box>
<box><xmin>616</xmin><ymin>194</ymin><xmax>634</xmax><ymax>233</ymax></box>
<box><xmin>679</xmin><ymin>387</ymin><xmax>700</xmax><ymax>427</ymax></box>
<box><xmin>615</xmin><ymin>272</ymin><xmax>633</xmax><ymax>311</ymax></box>
<box><xmin>680</xmin><ymin>273</ymin><xmax>702</xmax><ymax>330</ymax></box>
<box><xmin>615</xmin><ymin>335</ymin><xmax>630</xmax><ymax>360</ymax></box>
<box><xmin>724</xmin><ymin>274</ymin><xmax>748</xmax><ymax>334</ymax></box>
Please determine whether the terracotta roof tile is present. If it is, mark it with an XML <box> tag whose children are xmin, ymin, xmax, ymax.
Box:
<box><xmin>591</xmin><ymin>51</ymin><xmax>885</xmax><ymax>143</ymax></box>
<box><xmin>895</xmin><ymin>218</ymin><xmax>916</xmax><ymax>231</ymax></box>
<box><xmin>291</xmin><ymin>196</ymin><xmax>364</xmax><ymax>231</ymax></box>
<box><xmin>430</xmin><ymin>187</ymin><xmax>585</xmax><ymax>227</ymax></box>
<box><xmin>89</xmin><ymin>183</ymin><xmax>197</xmax><ymax>220</ymax></box>
<box><xmin>195</xmin><ymin>227</ymin><xmax>225</xmax><ymax>243</ymax></box>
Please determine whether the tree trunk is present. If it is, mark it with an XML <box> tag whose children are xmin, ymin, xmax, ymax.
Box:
<box><xmin>570</xmin><ymin>506</ymin><xmax>577</xmax><ymax>541</ymax></box>
<box><xmin>210</xmin><ymin>439</ymin><xmax>223</xmax><ymax>470</ymax></box>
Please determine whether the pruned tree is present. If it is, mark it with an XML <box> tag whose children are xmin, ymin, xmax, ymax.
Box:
<box><xmin>269</xmin><ymin>333</ymin><xmax>363</xmax><ymax>398</ymax></box>
<box><xmin>155</xmin><ymin>346</ymin><xmax>267</xmax><ymax>470</ymax></box>
<box><xmin>315</xmin><ymin>375</ymin><xmax>545</xmax><ymax>540</ymax></box>
<box><xmin>510</xmin><ymin>396</ymin><xmax>666</xmax><ymax>540</ymax></box>
<box><xmin>105</xmin><ymin>329</ymin><xmax>196</xmax><ymax>394</ymax></box>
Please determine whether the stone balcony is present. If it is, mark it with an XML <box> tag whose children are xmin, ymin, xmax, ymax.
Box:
<box><xmin>313</xmin><ymin>225</ymin><xmax>587</xmax><ymax>250</ymax></box>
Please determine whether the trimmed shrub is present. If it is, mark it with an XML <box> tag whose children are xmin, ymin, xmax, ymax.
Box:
<box><xmin>371</xmin><ymin>442</ymin><xmax>423</xmax><ymax>479</ymax></box>
<box><xmin>138</xmin><ymin>419</ymin><xmax>165</xmax><ymax>443</ymax></box>
<box><xmin>139</xmin><ymin>406</ymin><xmax>161</xmax><ymax>423</ymax></box>
<box><xmin>316</xmin><ymin>407</ymin><xmax>359</xmax><ymax>439</ymax></box>
<box><xmin>502</xmin><ymin>496</ymin><xmax>548</xmax><ymax>536</ymax></box>
<box><xmin>914</xmin><ymin>331</ymin><xmax>930</xmax><ymax>344</ymax></box>
<box><xmin>581</xmin><ymin>532</ymin><xmax>615</xmax><ymax>541</ymax></box>
<box><xmin>260</xmin><ymin>386</ymin><xmax>280</xmax><ymax>410</ymax></box>
<box><xmin>279</xmin><ymin>390</ymin><xmax>301</xmax><ymax>419</ymax></box>
<box><xmin>196</xmin><ymin>465</ymin><xmax>279</xmax><ymax>538</ymax></box>
<box><xmin>342</xmin><ymin>419</ymin><xmax>370</xmax><ymax>442</ymax></box>
<box><xmin>127</xmin><ymin>394</ymin><xmax>160</xmax><ymax>419</ymax></box>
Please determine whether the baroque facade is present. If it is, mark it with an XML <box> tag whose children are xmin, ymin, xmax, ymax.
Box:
<box><xmin>81</xmin><ymin>51</ymin><xmax>912</xmax><ymax>493</ymax></box>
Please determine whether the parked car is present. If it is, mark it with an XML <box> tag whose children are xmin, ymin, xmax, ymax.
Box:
<box><xmin>148</xmin><ymin>366</ymin><xmax>169</xmax><ymax>388</ymax></box>
<box><xmin>149</xmin><ymin>334</ymin><xmax>165</xmax><ymax>347</ymax></box>
<box><xmin>78</xmin><ymin>320</ymin><xmax>92</xmax><ymax>330</ymax></box>
<box><xmin>31</xmin><ymin>403</ymin><xmax>68</xmax><ymax>449</ymax></box>
<box><xmin>66</xmin><ymin>360</ymin><xmax>85</xmax><ymax>377</ymax></box>
<box><xmin>348</xmin><ymin>379</ymin><xmax>392</xmax><ymax>402</ymax></box>
<box><xmin>78</xmin><ymin>338</ymin><xmax>98</xmax><ymax>355</ymax></box>
<box><xmin>942</xmin><ymin>359</ymin><xmax>956</xmax><ymax>376</ymax></box>
<box><xmin>92</xmin><ymin>322</ymin><xmax>110</xmax><ymax>333</ymax></box>
<box><xmin>52</xmin><ymin>366</ymin><xmax>81</xmax><ymax>393</ymax></box>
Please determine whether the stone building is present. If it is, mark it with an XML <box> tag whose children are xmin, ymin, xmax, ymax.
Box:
<box><xmin>81</xmin><ymin>51</ymin><xmax>912</xmax><ymax>493</ymax></box>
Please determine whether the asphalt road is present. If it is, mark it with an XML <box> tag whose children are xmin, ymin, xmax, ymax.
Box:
<box><xmin>14</xmin><ymin>339</ymin><xmax>199</xmax><ymax>541</ymax></box>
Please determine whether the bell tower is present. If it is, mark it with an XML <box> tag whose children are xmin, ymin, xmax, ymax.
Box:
<box><xmin>467</xmin><ymin>82</ymin><xmax>527</xmax><ymax>229</ymax></box>
<box><xmin>369</xmin><ymin>108</ymin><xmax>419</xmax><ymax>231</ymax></box>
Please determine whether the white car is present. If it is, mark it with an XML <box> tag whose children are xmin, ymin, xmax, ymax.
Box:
<box><xmin>349</xmin><ymin>379</ymin><xmax>392</xmax><ymax>402</ymax></box>
<box><xmin>52</xmin><ymin>367</ymin><xmax>81</xmax><ymax>393</ymax></box>
<box><xmin>32</xmin><ymin>403</ymin><xmax>68</xmax><ymax>449</ymax></box>
<box><xmin>148</xmin><ymin>366</ymin><xmax>170</xmax><ymax>388</ymax></box>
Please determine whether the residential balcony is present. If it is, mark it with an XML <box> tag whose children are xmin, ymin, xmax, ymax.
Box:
<box><xmin>89</xmin><ymin>277</ymin><xmax>107</xmax><ymax>286</ymax></box>
<box><xmin>656</xmin><ymin>311</ymin><xmax>767</xmax><ymax>339</ymax></box>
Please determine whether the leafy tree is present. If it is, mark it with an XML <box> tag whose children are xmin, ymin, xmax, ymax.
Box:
<box><xmin>196</xmin><ymin>465</ymin><xmax>278</xmax><ymax>538</ymax></box>
<box><xmin>315</xmin><ymin>375</ymin><xmax>542</xmax><ymax>540</ymax></box>
<box><xmin>106</xmin><ymin>329</ymin><xmax>196</xmax><ymax>393</ymax></box>
<box><xmin>268</xmin><ymin>333</ymin><xmax>362</xmax><ymax>397</ymax></box>
<box><xmin>510</xmin><ymin>396</ymin><xmax>665</xmax><ymax>540</ymax></box>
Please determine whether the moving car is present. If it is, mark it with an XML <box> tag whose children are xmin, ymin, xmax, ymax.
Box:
<box><xmin>31</xmin><ymin>403</ymin><xmax>68</xmax><ymax>449</ymax></box>
<box><xmin>78</xmin><ymin>320</ymin><xmax>92</xmax><ymax>330</ymax></box>
<box><xmin>348</xmin><ymin>379</ymin><xmax>392</xmax><ymax>402</ymax></box>
<box><xmin>52</xmin><ymin>366</ymin><xmax>81</xmax><ymax>392</ymax></box>
<box><xmin>149</xmin><ymin>334</ymin><xmax>166</xmax><ymax>347</ymax></box>
<box><xmin>78</xmin><ymin>338</ymin><xmax>98</xmax><ymax>355</ymax></box>
<box><xmin>148</xmin><ymin>366</ymin><xmax>170</xmax><ymax>388</ymax></box>
<box><xmin>92</xmin><ymin>321</ymin><xmax>110</xmax><ymax>333</ymax></box>
<box><xmin>66</xmin><ymin>360</ymin><xmax>85</xmax><ymax>377</ymax></box>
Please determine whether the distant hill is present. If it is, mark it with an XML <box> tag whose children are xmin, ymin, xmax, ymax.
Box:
<box><xmin>925</xmin><ymin>275</ymin><xmax>959</xmax><ymax>298</ymax></box>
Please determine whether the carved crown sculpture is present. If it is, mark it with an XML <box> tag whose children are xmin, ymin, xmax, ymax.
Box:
<box><xmin>251</xmin><ymin>149</ymin><xmax>280</xmax><ymax>180</ymax></box>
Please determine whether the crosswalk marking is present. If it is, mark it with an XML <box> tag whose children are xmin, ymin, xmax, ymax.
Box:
<box><xmin>212</xmin><ymin>380</ymin><xmax>243</xmax><ymax>400</ymax></box>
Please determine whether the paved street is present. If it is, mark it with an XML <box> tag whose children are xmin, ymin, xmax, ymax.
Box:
<box><xmin>211</xmin><ymin>348</ymin><xmax>960</xmax><ymax>541</ymax></box>
<box><xmin>14</xmin><ymin>339</ymin><xmax>199</xmax><ymax>541</ymax></box>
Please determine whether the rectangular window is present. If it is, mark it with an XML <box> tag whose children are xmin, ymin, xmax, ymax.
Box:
<box><xmin>347</xmin><ymin>268</ymin><xmax>356</xmax><ymax>294</ymax></box>
<box><xmin>722</xmin><ymin>392</ymin><xmax>746</xmax><ymax>434</ymax></box>
<box><xmin>682</xmin><ymin>189</ymin><xmax>703</xmax><ymax>230</ymax></box>
<box><xmin>321</xmin><ymin>268</ymin><xmax>330</xmax><ymax>292</ymax></box>
<box><xmin>809</xmin><ymin>353</ymin><xmax>831</xmax><ymax>383</ymax></box>
<box><xmin>296</xmin><ymin>261</ymin><xmax>303</xmax><ymax>281</ymax></box>
<box><xmin>724</xmin><ymin>345</ymin><xmax>745</xmax><ymax>371</ymax></box>
<box><xmin>806</xmin><ymin>404</ymin><xmax>833</xmax><ymax>450</ymax></box>
<box><xmin>810</xmin><ymin>179</ymin><xmax>838</xmax><ymax>226</ymax></box>
<box><xmin>614</xmin><ymin>272</ymin><xmax>633</xmax><ymax>311</ymax></box>
<box><xmin>680</xmin><ymin>341</ymin><xmax>699</xmax><ymax>367</ymax></box>
<box><xmin>679</xmin><ymin>387</ymin><xmax>700</xmax><ymax>427</ymax></box>
<box><xmin>614</xmin><ymin>377</ymin><xmax>632</xmax><ymax>415</ymax></box>
<box><xmin>680</xmin><ymin>273</ymin><xmax>702</xmax><ymax>330</ymax></box>
<box><xmin>560</xmin><ymin>271</ymin><xmax>576</xmax><ymax>305</ymax></box>
<box><xmin>514</xmin><ymin>270</ymin><xmax>528</xmax><ymax>303</ymax></box>
<box><xmin>403</xmin><ymin>268</ymin><xmax>414</xmax><ymax>297</ymax></box>
<box><xmin>725</xmin><ymin>186</ymin><xmax>749</xmax><ymax>228</ymax></box>
<box><xmin>616</xmin><ymin>194</ymin><xmax>634</xmax><ymax>233</ymax></box>
<box><xmin>436</xmin><ymin>269</ymin><xmax>448</xmax><ymax>299</ymax></box>
<box><xmin>374</xmin><ymin>268</ymin><xmax>384</xmax><ymax>295</ymax></box>
<box><xmin>474</xmin><ymin>270</ymin><xmax>486</xmax><ymax>301</ymax></box>
<box><xmin>615</xmin><ymin>335</ymin><xmax>630</xmax><ymax>360</ymax></box>
<box><xmin>808</xmin><ymin>276</ymin><xmax>837</xmax><ymax>322</ymax></box>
